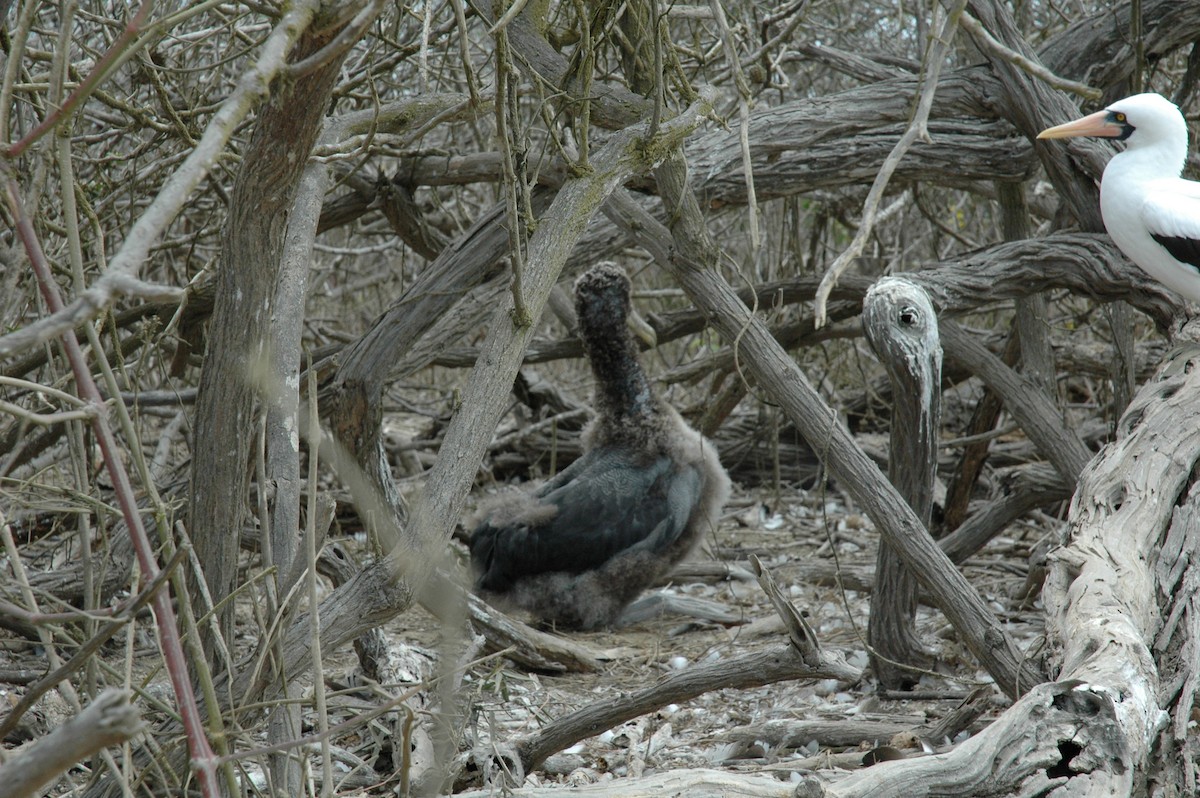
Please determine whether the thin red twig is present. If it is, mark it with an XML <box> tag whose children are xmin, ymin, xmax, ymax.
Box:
<box><xmin>3</xmin><ymin>176</ymin><xmax>221</xmax><ymax>798</ymax></box>
<box><xmin>4</xmin><ymin>0</ymin><xmax>156</xmax><ymax>158</ymax></box>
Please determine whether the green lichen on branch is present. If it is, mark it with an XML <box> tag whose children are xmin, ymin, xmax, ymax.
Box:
<box><xmin>631</xmin><ymin>89</ymin><xmax>716</xmax><ymax>171</ymax></box>
<box><xmin>339</xmin><ymin>93</ymin><xmax>475</xmax><ymax>139</ymax></box>
<box><xmin>566</xmin><ymin>161</ymin><xmax>595</xmax><ymax>179</ymax></box>
<box><xmin>508</xmin><ymin>305</ymin><xmax>534</xmax><ymax>329</ymax></box>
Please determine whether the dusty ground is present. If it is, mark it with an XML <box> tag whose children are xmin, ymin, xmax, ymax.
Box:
<box><xmin>402</xmin><ymin>483</ymin><xmax>1053</xmax><ymax>792</ymax></box>
<box><xmin>0</xmin><ymin>478</ymin><xmax>1056</xmax><ymax>795</ymax></box>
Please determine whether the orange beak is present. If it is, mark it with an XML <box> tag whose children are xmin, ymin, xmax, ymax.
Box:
<box><xmin>1037</xmin><ymin>109</ymin><xmax>1125</xmax><ymax>140</ymax></box>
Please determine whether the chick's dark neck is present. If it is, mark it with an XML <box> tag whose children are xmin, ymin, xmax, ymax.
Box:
<box><xmin>579</xmin><ymin>301</ymin><xmax>656</xmax><ymax>428</ymax></box>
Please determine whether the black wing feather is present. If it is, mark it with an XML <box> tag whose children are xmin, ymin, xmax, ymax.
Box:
<box><xmin>1151</xmin><ymin>232</ymin><xmax>1200</xmax><ymax>273</ymax></box>
<box><xmin>471</xmin><ymin>445</ymin><xmax>702</xmax><ymax>592</ymax></box>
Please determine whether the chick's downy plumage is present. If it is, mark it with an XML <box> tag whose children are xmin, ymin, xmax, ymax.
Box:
<box><xmin>470</xmin><ymin>263</ymin><xmax>730</xmax><ymax>630</ymax></box>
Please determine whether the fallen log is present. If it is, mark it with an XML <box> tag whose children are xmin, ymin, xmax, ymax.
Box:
<box><xmin>817</xmin><ymin>339</ymin><xmax>1200</xmax><ymax>795</ymax></box>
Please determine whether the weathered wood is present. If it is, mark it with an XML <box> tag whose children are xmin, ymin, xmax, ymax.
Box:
<box><xmin>504</xmin><ymin>644</ymin><xmax>860</xmax><ymax>780</ymax></box>
<box><xmin>391</xmin><ymin>0</ymin><xmax>1190</xmax><ymax>436</ymax></box>
<box><xmin>445</xmin><ymin>1</ymin><xmax>1200</xmax><ymax>214</ymax></box>
<box><xmin>717</xmin><ymin>718</ymin><xmax>913</xmax><ymax>755</ymax></box>
<box><xmin>430</xmin><ymin>232</ymin><xmax>1177</xmax><ymax>372</ymax></box>
<box><xmin>264</xmin><ymin>80</ymin><xmax>346</xmax><ymax>792</ymax></box>
<box><xmin>3</xmin><ymin>0</ymin><xmax>1196</xmax><ymax>378</ymax></box>
<box><xmin>939</xmin><ymin>330</ymin><xmax>1020</xmax><ymax>533</ymax></box>
<box><xmin>940</xmin><ymin>322</ymin><xmax>1091</xmax><ymax>485</ymax></box>
<box><xmin>189</xmin><ymin>21</ymin><xmax>350</xmax><ymax>655</ymax></box>
<box><xmin>819</xmin><ymin>680</ymin><xmax>1128</xmax><ymax>796</ymax></box>
<box><xmin>937</xmin><ymin>464</ymin><xmax>1070</xmax><ymax>564</ymax></box>
<box><xmin>117</xmin><ymin>3</ymin><xmax>1185</xmax><ymax>423</ymax></box>
<box><xmin>379</xmin><ymin>180</ymin><xmax>451</xmax><ymax>260</ymax></box>
<box><xmin>443</xmin><ymin>578</ymin><xmax>610</xmax><ymax>674</ymax></box>
<box><xmin>1042</xmin><ymin>346</ymin><xmax>1200</xmax><ymax>792</ymax></box>
<box><xmin>923</xmin><ymin>686</ymin><xmax>994</xmax><ymax>744</ymax></box>
<box><xmin>626</xmin><ymin>4</ymin><xmax>1199</xmax><ymax>210</ymax></box>
<box><xmin>398</xmin><ymin>211</ymin><xmax>1176</xmax><ymax>396</ymax></box>
<box><xmin>751</xmin><ymin>555</ymin><xmax>821</xmax><ymax>666</ymax></box>
<box><xmin>457</xmin><ymin>768</ymin><xmax>799</xmax><ymax>798</ymax></box>
<box><xmin>717</xmin><ymin>688</ymin><xmax>993</xmax><ymax>757</ymax></box>
<box><xmin>319</xmin><ymin>194</ymin><xmax>543</xmax><ymax>539</ymax></box>
<box><xmin>0</xmin><ymin>689</ymin><xmax>142</xmax><ymax>798</ymax></box>
<box><xmin>811</xmin><ymin>339</ymin><xmax>1200</xmax><ymax>795</ymax></box>
<box><xmin>714</xmin><ymin>468</ymin><xmax>1068</xmax><ymax>601</ymax></box>
<box><xmin>604</xmin><ymin>177</ymin><xmax>1047</xmax><ymax>698</ymax></box>
<box><xmin>478</xmin><ymin>232</ymin><xmax>1176</xmax><ymax>378</ymax></box>
<box><xmin>335</xmin><ymin>1</ymin><xmax>1193</xmax><ymax>412</ymax></box>
<box><xmin>615</xmin><ymin>592</ymin><xmax>748</xmax><ymax>627</ymax></box>
<box><xmin>1000</xmin><ymin>182</ymin><xmax>1055</xmax><ymax>395</ymax></box>
<box><xmin>311</xmin><ymin>540</ymin><xmax>396</xmax><ymax>682</ymax></box>
<box><xmin>862</xmin><ymin>278</ymin><xmax>942</xmax><ymax>689</ymax></box>
<box><xmin>959</xmin><ymin>0</ymin><xmax>1105</xmax><ymax>229</ymax></box>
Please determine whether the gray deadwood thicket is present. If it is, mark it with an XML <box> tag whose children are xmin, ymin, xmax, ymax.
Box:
<box><xmin>0</xmin><ymin>0</ymin><xmax>1198</xmax><ymax>796</ymax></box>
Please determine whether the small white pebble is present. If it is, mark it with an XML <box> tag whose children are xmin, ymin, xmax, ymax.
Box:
<box><xmin>668</xmin><ymin>655</ymin><xmax>689</xmax><ymax>670</ymax></box>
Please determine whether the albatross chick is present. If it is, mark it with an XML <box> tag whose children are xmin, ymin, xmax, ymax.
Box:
<box><xmin>470</xmin><ymin>262</ymin><xmax>731</xmax><ymax>630</ymax></box>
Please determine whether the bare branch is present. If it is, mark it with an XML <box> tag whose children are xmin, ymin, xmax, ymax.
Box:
<box><xmin>813</xmin><ymin>0</ymin><xmax>967</xmax><ymax>327</ymax></box>
<box><xmin>0</xmin><ymin>690</ymin><xmax>142</xmax><ymax>798</ymax></box>
<box><xmin>959</xmin><ymin>11</ymin><xmax>1102</xmax><ymax>100</ymax></box>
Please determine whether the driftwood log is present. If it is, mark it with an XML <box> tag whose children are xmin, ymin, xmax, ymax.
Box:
<box><xmin>801</xmin><ymin>342</ymin><xmax>1200</xmax><ymax>795</ymax></box>
<box><xmin>717</xmin><ymin>685</ymin><xmax>994</xmax><ymax>759</ymax></box>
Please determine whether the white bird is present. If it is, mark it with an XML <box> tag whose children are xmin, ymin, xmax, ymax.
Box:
<box><xmin>1038</xmin><ymin>92</ymin><xmax>1200</xmax><ymax>304</ymax></box>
